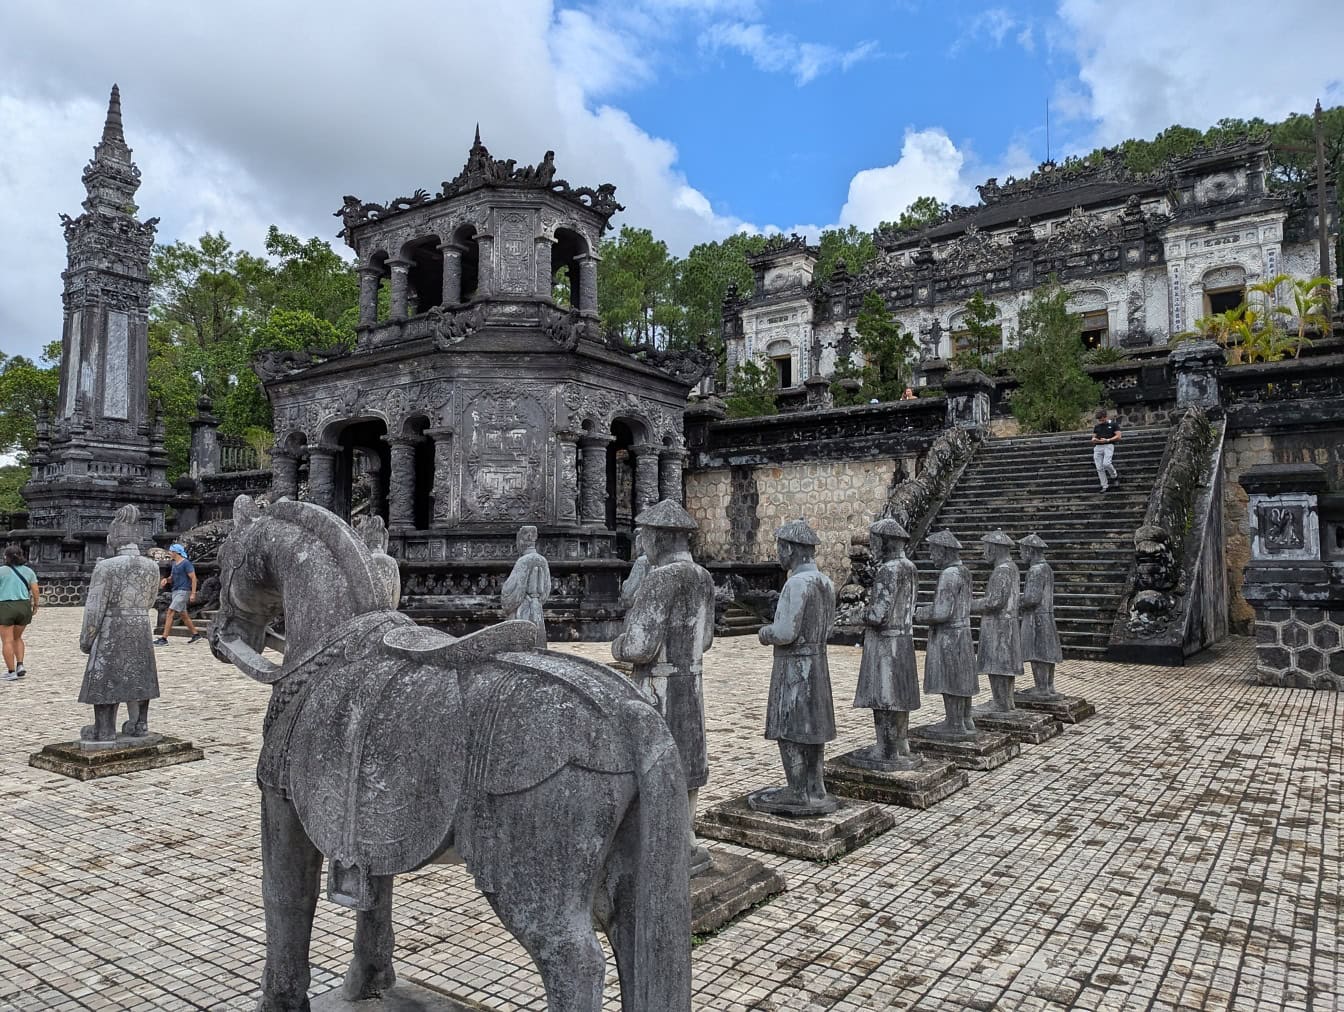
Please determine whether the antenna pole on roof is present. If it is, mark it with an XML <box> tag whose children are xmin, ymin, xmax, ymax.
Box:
<box><xmin>1046</xmin><ymin>96</ymin><xmax>1051</xmax><ymax>164</ymax></box>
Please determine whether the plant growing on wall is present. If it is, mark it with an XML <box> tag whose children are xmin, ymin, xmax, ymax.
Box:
<box><xmin>1252</xmin><ymin>273</ymin><xmax>1333</xmax><ymax>357</ymax></box>
<box><xmin>1010</xmin><ymin>278</ymin><xmax>1103</xmax><ymax>432</ymax></box>
<box><xmin>950</xmin><ymin>291</ymin><xmax>1002</xmax><ymax>371</ymax></box>
<box><xmin>848</xmin><ymin>292</ymin><xmax>919</xmax><ymax>404</ymax></box>
<box><xmin>724</xmin><ymin>359</ymin><xmax>779</xmax><ymax>418</ymax></box>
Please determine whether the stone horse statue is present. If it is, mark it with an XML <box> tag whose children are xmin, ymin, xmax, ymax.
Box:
<box><xmin>209</xmin><ymin>496</ymin><xmax>691</xmax><ymax>1012</ymax></box>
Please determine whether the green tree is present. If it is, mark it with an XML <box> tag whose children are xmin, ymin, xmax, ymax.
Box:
<box><xmin>0</xmin><ymin>341</ymin><xmax>61</xmax><ymax>459</ymax></box>
<box><xmin>0</xmin><ymin>465</ymin><xmax>28</xmax><ymax>514</ymax></box>
<box><xmin>597</xmin><ymin>226</ymin><xmax>682</xmax><ymax>348</ymax></box>
<box><xmin>1010</xmin><ymin>279</ymin><xmax>1102</xmax><ymax>432</ymax></box>
<box><xmin>815</xmin><ymin>225</ymin><xmax>876</xmax><ymax>281</ymax></box>
<box><xmin>724</xmin><ymin>359</ymin><xmax>778</xmax><ymax>418</ymax></box>
<box><xmin>952</xmin><ymin>291</ymin><xmax>1001</xmax><ymax>370</ymax></box>
<box><xmin>879</xmin><ymin>195</ymin><xmax>949</xmax><ymax>234</ymax></box>
<box><xmin>831</xmin><ymin>293</ymin><xmax>918</xmax><ymax>405</ymax></box>
<box><xmin>674</xmin><ymin>232</ymin><xmax>767</xmax><ymax>359</ymax></box>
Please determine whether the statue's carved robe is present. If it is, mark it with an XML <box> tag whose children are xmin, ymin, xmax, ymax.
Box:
<box><xmin>611</xmin><ymin>558</ymin><xmax>716</xmax><ymax>789</ymax></box>
<box><xmin>854</xmin><ymin>556</ymin><xmax>920</xmax><ymax>711</ymax></box>
<box><xmin>1020</xmin><ymin>561</ymin><xmax>1062</xmax><ymax>663</ymax></box>
<box><xmin>78</xmin><ymin>547</ymin><xmax>160</xmax><ymax>705</ymax></box>
<box><xmin>501</xmin><ymin>549</ymin><xmax>551</xmax><ymax>646</ymax></box>
<box><xmin>620</xmin><ymin>553</ymin><xmax>650</xmax><ymax>610</ymax></box>
<box><xmin>918</xmin><ymin>564</ymin><xmax>977</xmax><ymax>696</ymax></box>
<box><xmin>974</xmin><ymin>559</ymin><xmax>1023</xmax><ymax>676</ymax></box>
<box><xmin>760</xmin><ymin>563</ymin><xmax>836</xmax><ymax>745</ymax></box>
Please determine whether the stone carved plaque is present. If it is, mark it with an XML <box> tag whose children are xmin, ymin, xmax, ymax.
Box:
<box><xmin>1258</xmin><ymin>505</ymin><xmax>1304</xmax><ymax>552</ymax></box>
<box><xmin>499</xmin><ymin>211</ymin><xmax>533</xmax><ymax>294</ymax></box>
<box><xmin>461</xmin><ymin>387</ymin><xmax>548</xmax><ymax>521</ymax></box>
<box><xmin>103</xmin><ymin>311</ymin><xmax>130</xmax><ymax>420</ymax></box>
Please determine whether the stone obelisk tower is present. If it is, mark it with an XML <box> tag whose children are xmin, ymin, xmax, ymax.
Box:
<box><xmin>17</xmin><ymin>85</ymin><xmax>171</xmax><ymax>603</ymax></box>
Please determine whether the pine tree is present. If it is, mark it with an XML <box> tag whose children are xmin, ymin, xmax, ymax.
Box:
<box><xmin>1010</xmin><ymin>279</ymin><xmax>1103</xmax><ymax>432</ymax></box>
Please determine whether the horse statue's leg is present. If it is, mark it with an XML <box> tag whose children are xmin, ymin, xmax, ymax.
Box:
<box><xmin>257</xmin><ymin>787</ymin><xmax>323</xmax><ymax>1012</ymax></box>
<box><xmin>481</xmin><ymin>767</ymin><xmax>634</xmax><ymax>1012</ymax></box>
<box><xmin>343</xmin><ymin>875</ymin><xmax>396</xmax><ymax>999</ymax></box>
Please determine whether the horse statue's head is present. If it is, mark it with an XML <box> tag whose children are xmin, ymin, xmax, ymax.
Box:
<box><xmin>210</xmin><ymin>495</ymin><xmax>391</xmax><ymax>683</ymax></box>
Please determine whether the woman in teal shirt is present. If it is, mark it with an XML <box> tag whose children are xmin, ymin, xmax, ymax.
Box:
<box><xmin>0</xmin><ymin>544</ymin><xmax>40</xmax><ymax>681</ymax></box>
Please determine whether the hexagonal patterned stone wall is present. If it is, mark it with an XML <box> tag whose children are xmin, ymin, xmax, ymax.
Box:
<box><xmin>1253</xmin><ymin>606</ymin><xmax>1344</xmax><ymax>689</ymax></box>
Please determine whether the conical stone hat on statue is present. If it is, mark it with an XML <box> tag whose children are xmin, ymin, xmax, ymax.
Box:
<box><xmin>1018</xmin><ymin>533</ymin><xmax>1048</xmax><ymax>550</ymax></box>
<box><xmin>634</xmin><ymin>499</ymin><xmax>699</xmax><ymax>531</ymax></box>
<box><xmin>775</xmin><ymin>517</ymin><xmax>820</xmax><ymax>546</ymax></box>
<box><xmin>869</xmin><ymin>518</ymin><xmax>910</xmax><ymax>540</ymax></box>
<box><xmin>926</xmin><ymin>529</ymin><xmax>962</xmax><ymax>550</ymax></box>
<box><xmin>981</xmin><ymin>529</ymin><xmax>1015</xmax><ymax>547</ymax></box>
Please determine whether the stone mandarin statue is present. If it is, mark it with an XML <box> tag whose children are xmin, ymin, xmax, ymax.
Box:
<box><xmin>751</xmin><ymin>517</ymin><xmax>839</xmax><ymax>816</ymax></box>
<box><xmin>501</xmin><ymin>525</ymin><xmax>551</xmax><ymax>647</ymax></box>
<box><xmin>914</xmin><ymin>529</ymin><xmax>978</xmax><ymax>740</ymax></box>
<box><xmin>620</xmin><ymin>526</ymin><xmax>651</xmax><ymax>609</ymax></box>
<box><xmin>851</xmin><ymin>518</ymin><xmax>921</xmax><ymax>769</ymax></box>
<box><xmin>972</xmin><ymin>530</ymin><xmax>1025</xmax><ymax>713</ymax></box>
<box><xmin>1018</xmin><ymin>533</ymin><xmax>1064</xmax><ymax>700</ymax></box>
<box><xmin>78</xmin><ymin>504</ymin><xmax>161</xmax><ymax>744</ymax></box>
<box><xmin>611</xmin><ymin>500</ymin><xmax>717</xmax><ymax>874</ymax></box>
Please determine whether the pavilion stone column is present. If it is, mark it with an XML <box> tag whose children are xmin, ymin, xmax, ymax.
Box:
<box><xmin>271</xmin><ymin>449</ymin><xmax>299</xmax><ymax>501</ymax></box>
<box><xmin>357</xmin><ymin>266</ymin><xmax>381</xmax><ymax>326</ymax></box>
<box><xmin>576</xmin><ymin>253</ymin><xmax>599</xmax><ymax>313</ymax></box>
<box><xmin>306</xmin><ymin>448</ymin><xmax>338</xmax><ymax>512</ymax></box>
<box><xmin>535</xmin><ymin>237</ymin><xmax>556</xmax><ymax>298</ymax></box>
<box><xmin>388</xmin><ymin>257</ymin><xmax>412</xmax><ymax>320</ymax></box>
<box><xmin>385</xmin><ymin>435</ymin><xmax>421</xmax><ymax>530</ymax></box>
<box><xmin>658</xmin><ymin>447</ymin><xmax>687</xmax><ymax>505</ymax></box>
<box><xmin>631</xmin><ymin>442</ymin><xmax>661</xmax><ymax>516</ymax></box>
<box><xmin>439</xmin><ymin>243</ymin><xmax>463</xmax><ymax>306</ymax></box>
<box><xmin>359</xmin><ymin>449</ymin><xmax>385</xmax><ymax>518</ymax></box>
<box><xmin>554</xmin><ymin>430</ymin><xmax>580</xmax><ymax>523</ymax></box>
<box><xmin>427</xmin><ymin>427</ymin><xmax>456</xmax><ymax>525</ymax></box>
<box><xmin>579</xmin><ymin>435</ymin><xmax>612</xmax><ymax>525</ymax></box>
<box><xmin>475</xmin><ymin>234</ymin><xmax>495</xmax><ymax>297</ymax></box>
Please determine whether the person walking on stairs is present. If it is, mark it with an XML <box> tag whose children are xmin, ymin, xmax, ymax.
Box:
<box><xmin>1091</xmin><ymin>409</ymin><xmax>1121</xmax><ymax>493</ymax></box>
<box><xmin>155</xmin><ymin>544</ymin><xmax>202</xmax><ymax>646</ymax></box>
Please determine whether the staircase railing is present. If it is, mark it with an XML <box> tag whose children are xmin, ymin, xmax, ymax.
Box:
<box><xmin>1106</xmin><ymin>407</ymin><xmax>1228</xmax><ymax>664</ymax></box>
<box><xmin>833</xmin><ymin>425</ymin><xmax>981</xmax><ymax>640</ymax></box>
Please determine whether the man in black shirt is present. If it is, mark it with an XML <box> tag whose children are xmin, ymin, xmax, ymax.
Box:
<box><xmin>1091</xmin><ymin>409</ymin><xmax>1121</xmax><ymax>492</ymax></box>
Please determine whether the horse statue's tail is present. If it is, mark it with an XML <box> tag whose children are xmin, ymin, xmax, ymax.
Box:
<box><xmin>617</xmin><ymin>700</ymin><xmax>693</xmax><ymax>1012</ymax></box>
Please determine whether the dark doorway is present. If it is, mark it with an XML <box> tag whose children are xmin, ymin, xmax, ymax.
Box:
<box><xmin>606</xmin><ymin>420</ymin><xmax>637</xmax><ymax>530</ymax></box>
<box><xmin>334</xmin><ymin>419</ymin><xmax>390</xmax><ymax>523</ymax></box>
<box><xmin>405</xmin><ymin>238</ymin><xmax>443</xmax><ymax>316</ymax></box>
<box><xmin>774</xmin><ymin>355</ymin><xmax>793</xmax><ymax>388</ymax></box>
<box><xmin>454</xmin><ymin>225</ymin><xmax>480</xmax><ymax>301</ymax></box>
<box><xmin>1207</xmin><ymin>288</ymin><xmax>1244</xmax><ymax>316</ymax></box>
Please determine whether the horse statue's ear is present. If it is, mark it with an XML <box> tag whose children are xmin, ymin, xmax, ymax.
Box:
<box><xmin>234</xmin><ymin>494</ymin><xmax>262</xmax><ymax>529</ymax></box>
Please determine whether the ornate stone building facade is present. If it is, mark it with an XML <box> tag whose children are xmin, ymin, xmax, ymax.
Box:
<box><xmin>725</xmin><ymin>141</ymin><xmax>1338</xmax><ymax>388</ymax></box>
<box><xmin>262</xmin><ymin>136</ymin><xmax>701</xmax><ymax>633</ymax></box>
<box><xmin>16</xmin><ymin>86</ymin><xmax>170</xmax><ymax>600</ymax></box>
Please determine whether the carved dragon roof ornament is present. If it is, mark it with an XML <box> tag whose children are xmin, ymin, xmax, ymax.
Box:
<box><xmin>748</xmin><ymin>232</ymin><xmax>818</xmax><ymax>264</ymax></box>
<box><xmin>334</xmin><ymin>129</ymin><xmax>624</xmax><ymax>243</ymax></box>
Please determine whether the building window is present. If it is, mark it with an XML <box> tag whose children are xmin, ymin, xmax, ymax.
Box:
<box><xmin>773</xmin><ymin>356</ymin><xmax>793</xmax><ymax>388</ymax></box>
<box><xmin>1205</xmin><ymin>286</ymin><xmax>1245</xmax><ymax>316</ymax></box>
<box><xmin>1080</xmin><ymin>310</ymin><xmax>1108</xmax><ymax>350</ymax></box>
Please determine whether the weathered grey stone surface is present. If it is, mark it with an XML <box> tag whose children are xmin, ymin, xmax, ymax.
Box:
<box><xmin>28</xmin><ymin>735</ymin><xmax>203</xmax><ymax>781</ymax></box>
<box><xmin>210</xmin><ymin>496</ymin><xmax>692</xmax><ymax>1012</ymax></box>
<box><xmin>908</xmin><ymin>726</ymin><xmax>1021</xmax><ymax>771</ymax></box>
<box><xmin>611</xmin><ymin>499</ymin><xmax>716</xmax><ymax>872</ymax></box>
<box><xmin>1019</xmin><ymin>533</ymin><xmax>1064</xmax><ymax>705</ymax></box>
<box><xmin>967</xmin><ymin>708</ymin><xmax>1062</xmax><ymax>745</ymax></box>
<box><xmin>311</xmin><ymin>979</ymin><xmax>497</xmax><ymax>1011</ymax></box>
<box><xmin>971</xmin><ymin>531</ymin><xmax>1024</xmax><ymax>715</ymax></box>
<box><xmin>752</xmin><ymin>518</ymin><xmax>838</xmax><ymax>817</ymax></box>
<box><xmin>75</xmin><ymin>504</ymin><xmax>162</xmax><ymax>744</ymax></box>
<box><xmin>914</xmin><ymin>530</ymin><xmax>978</xmax><ymax>741</ymax></box>
<box><xmin>825</xmin><ymin>752</ymin><xmax>968</xmax><ymax>809</ymax></box>
<box><xmin>697</xmin><ymin>793</ymin><xmax>894</xmax><ymax>861</ymax></box>
<box><xmin>500</xmin><ymin>526</ymin><xmax>550</xmax><ymax>647</ymax></box>
<box><xmin>1012</xmin><ymin>693</ymin><xmax>1097</xmax><ymax>723</ymax></box>
<box><xmin>620</xmin><ymin>527</ymin><xmax>651</xmax><ymax>609</ymax></box>
<box><xmin>688</xmin><ymin>851</ymin><xmax>786</xmax><ymax>936</ymax></box>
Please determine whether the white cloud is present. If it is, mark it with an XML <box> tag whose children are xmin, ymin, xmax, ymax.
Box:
<box><xmin>700</xmin><ymin>21</ymin><xmax>878</xmax><ymax>85</ymax></box>
<box><xmin>952</xmin><ymin>7</ymin><xmax>1034</xmax><ymax>55</ymax></box>
<box><xmin>0</xmin><ymin>0</ymin><xmax>754</xmax><ymax>362</ymax></box>
<box><xmin>1056</xmin><ymin>0</ymin><xmax>1344</xmax><ymax>145</ymax></box>
<box><xmin>838</xmin><ymin>128</ymin><xmax>975</xmax><ymax>230</ymax></box>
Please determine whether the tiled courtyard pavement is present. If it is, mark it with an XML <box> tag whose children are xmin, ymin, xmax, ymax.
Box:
<box><xmin>1</xmin><ymin>610</ymin><xmax>1338</xmax><ymax>1011</ymax></box>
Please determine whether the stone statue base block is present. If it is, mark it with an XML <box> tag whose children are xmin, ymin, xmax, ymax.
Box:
<box><xmin>1013</xmin><ymin>692</ymin><xmax>1097</xmax><ymax>724</ymax></box>
<box><xmin>965</xmin><ymin>709</ymin><xmax>1062</xmax><ymax>745</ymax></box>
<box><xmin>696</xmin><ymin>794</ymin><xmax>894</xmax><ymax>862</ymax></box>
<box><xmin>312</xmin><ymin>981</ymin><xmax>497</xmax><ymax>1011</ymax></box>
<box><xmin>907</xmin><ymin>727</ymin><xmax>1020</xmax><ymax>771</ymax></box>
<box><xmin>690</xmin><ymin>850</ymin><xmax>786</xmax><ymax>936</ymax></box>
<box><xmin>28</xmin><ymin>735</ymin><xmax>205</xmax><ymax>781</ymax></box>
<box><xmin>825</xmin><ymin>751</ymin><xmax>969</xmax><ymax>809</ymax></box>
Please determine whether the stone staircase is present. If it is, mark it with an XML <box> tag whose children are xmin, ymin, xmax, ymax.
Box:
<box><xmin>912</xmin><ymin>425</ymin><xmax>1173</xmax><ymax>660</ymax></box>
<box><xmin>718</xmin><ymin>603</ymin><xmax>765</xmax><ymax>638</ymax></box>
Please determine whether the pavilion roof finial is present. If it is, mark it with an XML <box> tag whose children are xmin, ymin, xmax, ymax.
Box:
<box><xmin>102</xmin><ymin>83</ymin><xmax>125</xmax><ymax>147</ymax></box>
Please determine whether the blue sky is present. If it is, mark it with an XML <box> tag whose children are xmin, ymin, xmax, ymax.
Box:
<box><xmin>0</xmin><ymin>0</ymin><xmax>1340</xmax><ymax>362</ymax></box>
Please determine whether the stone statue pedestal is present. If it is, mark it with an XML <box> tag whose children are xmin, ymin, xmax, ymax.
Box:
<box><xmin>312</xmin><ymin>981</ymin><xmax>496</xmax><ymax>1011</ymax></box>
<box><xmin>825</xmin><ymin>750</ymin><xmax>969</xmax><ymax>809</ymax></box>
<box><xmin>689</xmin><ymin>850</ymin><xmax>786</xmax><ymax>936</ymax></box>
<box><xmin>696</xmin><ymin>793</ymin><xmax>893</xmax><ymax>862</ymax></box>
<box><xmin>1013</xmin><ymin>691</ymin><xmax>1096</xmax><ymax>724</ymax></box>
<box><xmin>966</xmin><ymin>708</ymin><xmax>1062</xmax><ymax>745</ymax></box>
<box><xmin>29</xmin><ymin>735</ymin><xmax>204</xmax><ymax>781</ymax></box>
<box><xmin>907</xmin><ymin>726</ymin><xmax>1019</xmax><ymax>771</ymax></box>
